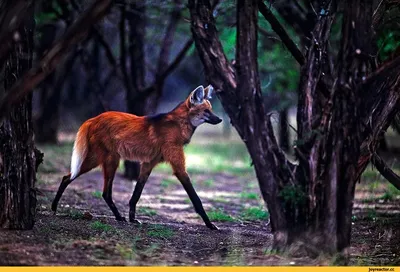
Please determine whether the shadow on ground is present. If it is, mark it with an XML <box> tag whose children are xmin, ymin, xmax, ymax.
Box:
<box><xmin>0</xmin><ymin>137</ymin><xmax>399</xmax><ymax>266</ymax></box>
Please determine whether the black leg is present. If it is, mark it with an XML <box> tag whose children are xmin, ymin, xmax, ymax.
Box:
<box><xmin>52</xmin><ymin>174</ymin><xmax>72</xmax><ymax>213</ymax></box>
<box><xmin>129</xmin><ymin>162</ymin><xmax>154</xmax><ymax>223</ymax></box>
<box><xmin>102</xmin><ymin>158</ymin><xmax>125</xmax><ymax>221</ymax></box>
<box><xmin>175</xmin><ymin>172</ymin><xmax>219</xmax><ymax>230</ymax></box>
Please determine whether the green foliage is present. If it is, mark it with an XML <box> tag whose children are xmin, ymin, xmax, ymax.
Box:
<box><xmin>368</xmin><ymin>180</ymin><xmax>380</xmax><ymax>191</ymax></box>
<box><xmin>380</xmin><ymin>184</ymin><xmax>400</xmax><ymax>201</ymax></box>
<box><xmin>90</xmin><ymin>221</ymin><xmax>114</xmax><ymax>232</ymax></box>
<box><xmin>239</xmin><ymin>192</ymin><xmax>258</xmax><ymax>200</ymax></box>
<box><xmin>208</xmin><ymin>208</ymin><xmax>235</xmax><ymax>222</ymax></box>
<box><xmin>92</xmin><ymin>191</ymin><xmax>103</xmax><ymax>199</ymax></box>
<box><xmin>138</xmin><ymin>207</ymin><xmax>157</xmax><ymax>217</ymax></box>
<box><xmin>279</xmin><ymin>184</ymin><xmax>306</xmax><ymax>206</ymax></box>
<box><xmin>68</xmin><ymin>209</ymin><xmax>85</xmax><ymax>220</ymax></box>
<box><xmin>377</xmin><ymin>24</ymin><xmax>400</xmax><ymax>61</ymax></box>
<box><xmin>203</xmin><ymin>179</ymin><xmax>215</xmax><ymax>188</ymax></box>
<box><xmin>35</xmin><ymin>0</ymin><xmax>64</xmax><ymax>26</ymax></box>
<box><xmin>185</xmin><ymin>143</ymin><xmax>252</xmax><ymax>175</ymax></box>
<box><xmin>366</xmin><ymin>209</ymin><xmax>377</xmax><ymax>221</ymax></box>
<box><xmin>259</xmin><ymin>44</ymin><xmax>299</xmax><ymax>96</ymax></box>
<box><xmin>147</xmin><ymin>224</ymin><xmax>174</xmax><ymax>239</ymax></box>
<box><xmin>36</xmin><ymin>143</ymin><xmax>73</xmax><ymax>173</ymax></box>
<box><xmin>240</xmin><ymin>207</ymin><xmax>269</xmax><ymax>221</ymax></box>
<box><xmin>160</xmin><ymin>178</ymin><xmax>175</xmax><ymax>188</ymax></box>
<box><xmin>116</xmin><ymin>243</ymin><xmax>134</xmax><ymax>260</ymax></box>
<box><xmin>214</xmin><ymin>196</ymin><xmax>229</xmax><ymax>204</ymax></box>
<box><xmin>155</xmin><ymin>142</ymin><xmax>252</xmax><ymax>175</ymax></box>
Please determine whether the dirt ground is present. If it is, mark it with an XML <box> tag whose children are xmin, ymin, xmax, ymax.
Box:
<box><xmin>0</xmin><ymin>131</ymin><xmax>400</xmax><ymax>266</ymax></box>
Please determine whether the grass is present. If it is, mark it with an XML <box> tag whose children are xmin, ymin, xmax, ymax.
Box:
<box><xmin>90</xmin><ymin>221</ymin><xmax>114</xmax><ymax>232</ymax></box>
<box><xmin>203</xmin><ymin>179</ymin><xmax>215</xmax><ymax>188</ymax></box>
<box><xmin>160</xmin><ymin>178</ymin><xmax>175</xmax><ymax>188</ymax></box>
<box><xmin>92</xmin><ymin>191</ymin><xmax>103</xmax><ymax>199</ymax></box>
<box><xmin>214</xmin><ymin>196</ymin><xmax>230</xmax><ymax>204</ymax></box>
<box><xmin>208</xmin><ymin>208</ymin><xmax>235</xmax><ymax>222</ymax></box>
<box><xmin>240</xmin><ymin>207</ymin><xmax>269</xmax><ymax>221</ymax></box>
<box><xmin>366</xmin><ymin>208</ymin><xmax>377</xmax><ymax>221</ymax></box>
<box><xmin>116</xmin><ymin>243</ymin><xmax>134</xmax><ymax>260</ymax></box>
<box><xmin>362</xmin><ymin>168</ymin><xmax>379</xmax><ymax>181</ymax></box>
<box><xmin>147</xmin><ymin>224</ymin><xmax>174</xmax><ymax>239</ymax></box>
<box><xmin>223</xmin><ymin>248</ymin><xmax>245</xmax><ymax>266</ymax></box>
<box><xmin>37</xmin><ymin>142</ymin><xmax>74</xmax><ymax>173</ymax></box>
<box><xmin>37</xmin><ymin>140</ymin><xmax>253</xmax><ymax>178</ymax></box>
<box><xmin>138</xmin><ymin>207</ymin><xmax>157</xmax><ymax>216</ymax></box>
<box><xmin>239</xmin><ymin>192</ymin><xmax>259</xmax><ymax>200</ymax></box>
<box><xmin>368</xmin><ymin>180</ymin><xmax>381</xmax><ymax>192</ymax></box>
<box><xmin>154</xmin><ymin>142</ymin><xmax>253</xmax><ymax>175</ymax></box>
<box><xmin>245</xmin><ymin>182</ymin><xmax>258</xmax><ymax>190</ymax></box>
<box><xmin>68</xmin><ymin>209</ymin><xmax>85</xmax><ymax>220</ymax></box>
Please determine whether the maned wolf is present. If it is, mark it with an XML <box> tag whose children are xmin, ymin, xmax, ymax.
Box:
<box><xmin>52</xmin><ymin>85</ymin><xmax>222</xmax><ymax>230</ymax></box>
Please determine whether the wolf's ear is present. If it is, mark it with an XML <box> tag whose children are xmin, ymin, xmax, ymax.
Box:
<box><xmin>190</xmin><ymin>85</ymin><xmax>205</xmax><ymax>105</ymax></box>
<box><xmin>204</xmin><ymin>85</ymin><xmax>214</xmax><ymax>100</ymax></box>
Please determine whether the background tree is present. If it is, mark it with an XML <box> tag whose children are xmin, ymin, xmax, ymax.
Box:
<box><xmin>120</xmin><ymin>0</ymin><xmax>194</xmax><ymax>179</ymax></box>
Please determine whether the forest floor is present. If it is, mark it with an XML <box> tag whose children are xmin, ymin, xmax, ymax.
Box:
<box><xmin>0</xmin><ymin>128</ymin><xmax>400</xmax><ymax>266</ymax></box>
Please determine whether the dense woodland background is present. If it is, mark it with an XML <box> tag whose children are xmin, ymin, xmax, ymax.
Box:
<box><xmin>0</xmin><ymin>0</ymin><xmax>399</xmax><ymax>266</ymax></box>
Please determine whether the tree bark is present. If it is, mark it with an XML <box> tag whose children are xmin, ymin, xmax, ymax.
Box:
<box><xmin>190</xmin><ymin>0</ymin><xmax>400</xmax><ymax>256</ymax></box>
<box><xmin>0</xmin><ymin>3</ymin><xmax>37</xmax><ymax>229</ymax></box>
<box><xmin>190</xmin><ymin>0</ymin><xmax>294</xmax><ymax>248</ymax></box>
<box><xmin>279</xmin><ymin>108</ymin><xmax>290</xmax><ymax>153</ymax></box>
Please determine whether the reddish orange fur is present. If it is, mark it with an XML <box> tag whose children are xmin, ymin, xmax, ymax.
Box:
<box><xmin>51</xmin><ymin>85</ymin><xmax>220</xmax><ymax>229</ymax></box>
<box><xmin>76</xmin><ymin>95</ymin><xmax>212</xmax><ymax>169</ymax></box>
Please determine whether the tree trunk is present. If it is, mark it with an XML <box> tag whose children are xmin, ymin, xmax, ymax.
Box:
<box><xmin>279</xmin><ymin>108</ymin><xmax>290</xmax><ymax>152</ymax></box>
<box><xmin>0</xmin><ymin>4</ymin><xmax>38</xmax><ymax>229</ymax></box>
<box><xmin>190</xmin><ymin>0</ymin><xmax>400</xmax><ymax>256</ymax></box>
<box><xmin>34</xmin><ymin>52</ymin><xmax>76</xmax><ymax>143</ymax></box>
<box><xmin>120</xmin><ymin>1</ymin><xmax>146</xmax><ymax>180</ymax></box>
<box><xmin>34</xmin><ymin>21</ymin><xmax>68</xmax><ymax>143</ymax></box>
<box><xmin>190</xmin><ymin>0</ymin><xmax>293</xmax><ymax>248</ymax></box>
<box><xmin>122</xmin><ymin>0</ymin><xmax>184</xmax><ymax>179</ymax></box>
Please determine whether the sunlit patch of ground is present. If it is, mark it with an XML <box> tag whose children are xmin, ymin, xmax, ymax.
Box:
<box><xmin>1</xmin><ymin>129</ymin><xmax>400</xmax><ymax>265</ymax></box>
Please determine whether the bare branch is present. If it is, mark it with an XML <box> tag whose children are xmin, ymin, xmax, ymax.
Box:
<box><xmin>158</xmin><ymin>39</ymin><xmax>193</xmax><ymax>81</ymax></box>
<box><xmin>0</xmin><ymin>0</ymin><xmax>113</xmax><ymax>122</ymax></box>
<box><xmin>372</xmin><ymin>154</ymin><xmax>400</xmax><ymax>190</ymax></box>
<box><xmin>70</xmin><ymin>0</ymin><xmax>117</xmax><ymax>68</ymax></box>
<box><xmin>372</xmin><ymin>0</ymin><xmax>400</xmax><ymax>29</ymax></box>
<box><xmin>133</xmin><ymin>39</ymin><xmax>194</xmax><ymax>101</ymax></box>
<box><xmin>265</xmin><ymin>0</ymin><xmax>313</xmax><ymax>36</ymax></box>
<box><xmin>258</xmin><ymin>1</ymin><xmax>305</xmax><ymax>65</ymax></box>
<box><xmin>362</xmin><ymin>50</ymin><xmax>400</xmax><ymax>87</ymax></box>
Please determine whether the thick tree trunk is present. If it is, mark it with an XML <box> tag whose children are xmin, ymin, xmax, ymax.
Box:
<box><xmin>0</xmin><ymin>6</ymin><xmax>37</xmax><ymax>229</ymax></box>
<box><xmin>190</xmin><ymin>0</ymin><xmax>400</xmax><ymax>256</ymax></box>
<box><xmin>190</xmin><ymin>0</ymin><xmax>293</xmax><ymax>248</ymax></box>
